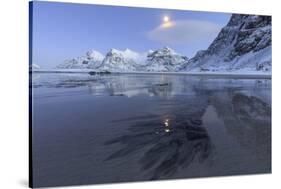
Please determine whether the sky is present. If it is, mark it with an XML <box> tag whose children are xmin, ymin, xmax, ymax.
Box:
<box><xmin>32</xmin><ymin>1</ymin><xmax>231</xmax><ymax>68</ymax></box>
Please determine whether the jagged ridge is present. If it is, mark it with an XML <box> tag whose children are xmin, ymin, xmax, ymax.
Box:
<box><xmin>55</xmin><ymin>14</ymin><xmax>271</xmax><ymax>73</ymax></box>
<box><xmin>57</xmin><ymin>47</ymin><xmax>188</xmax><ymax>72</ymax></box>
<box><xmin>181</xmin><ymin>14</ymin><xmax>272</xmax><ymax>72</ymax></box>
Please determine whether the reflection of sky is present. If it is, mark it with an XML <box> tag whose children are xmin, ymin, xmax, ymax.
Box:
<box><xmin>32</xmin><ymin>73</ymin><xmax>271</xmax><ymax>184</ymax></box>
<box><xmin>31</xmin><ymin>1</ymin><xmax>231</xmax><ymax>68</ymax></box>
<box><xmin>32</xmin><ymin>73</ymin><xmax>272</xmax><ymax>104</ymax></box>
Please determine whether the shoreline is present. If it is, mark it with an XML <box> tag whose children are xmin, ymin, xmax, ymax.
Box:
<box><xmin>32</xmin><ymin>69</ymin><xmax>272</xmax><ymax>79</ymax></box>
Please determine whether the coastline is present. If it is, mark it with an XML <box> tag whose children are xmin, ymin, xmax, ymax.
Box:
<box><xmin>32</xmin><ymin>69</ymin><xmax>272</xmax><ymax>79</ymax></box>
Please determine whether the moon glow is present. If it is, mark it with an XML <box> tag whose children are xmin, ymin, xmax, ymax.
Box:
<box><xmin>163</xmin><ymin>16</ymin><xmax>170</xmax><ymax>23</ymax></box>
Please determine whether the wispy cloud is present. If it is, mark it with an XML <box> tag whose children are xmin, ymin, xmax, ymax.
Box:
<box><xmin>147</xmin><ymin>19</ymin><xmax>222</xmax><ymax>45</ymax></box>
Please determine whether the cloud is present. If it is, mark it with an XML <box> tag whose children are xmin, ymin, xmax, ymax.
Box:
<box><xmin>147</xmin><ymin>19</ymin><xmax>222</xmax><ymax>45</ymax></box>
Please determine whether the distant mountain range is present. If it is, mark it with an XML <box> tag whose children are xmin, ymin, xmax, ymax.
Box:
<box><xmin>55</xmin><ymin>14</ymin><xmax>271</xmax><ymax>73</ymax></box>
<box><xmin>56</xmin><ymin>47</ymin><xmax>188</xmax><ymax>72</ymax></box>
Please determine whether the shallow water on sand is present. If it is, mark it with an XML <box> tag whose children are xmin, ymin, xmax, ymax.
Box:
<box><xmin>31</xmin><ymin>73</ymin><xmax>271</xmax><ymax>187</ymax></box>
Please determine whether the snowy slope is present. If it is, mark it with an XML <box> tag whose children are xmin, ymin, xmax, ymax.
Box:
<box><xmin>144</xmin><ymin>47</ymin><xmax>188</xmax><ymax>72</ymax></box>
<box><xmin>181</xmin><ymin>14</ymin><xmax>272</xmax><ymax>72</ymax></box>
<box><xmin>55</xmin><ymin>14</ymin><xmax>271</xmax><ymax>73</ymax></box>
<box><xmin>99</xmin><ymin>47</ymin><xmax>188</xmax><ymax>72</ymax></box>
<box><xmin>57</xmin><ymin>47</ymin><xmax>187</xmax><ymax>72</ymax></box>
<box><xmin>56</xmin><ymin>50</ymin><xmax>104</xmax><ymax>69</ymax></box>
<box><xmin>98</xmin><ymin>48</ymin><xmax>146</xmax><ymax>71</ymax></box>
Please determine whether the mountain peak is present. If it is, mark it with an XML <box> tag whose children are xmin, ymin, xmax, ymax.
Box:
<box><xmin>182</xmin><ymin>14</ymin><xmax>272</xmax><ymax>72</ymax></box>
<box><xmin>56</xmin><ymin>50</ymin><xmax>104</xmax><ymax>69</ymax></box>
<box><xmin>159</xmin><ymin>46</ymin><xmax>174</xmax><ymax>53</ymax></box>
<box><xmin>163</xmin><ymin>46</ymin><xmax>172</xmax><ymax>50</ymax></box>
<box><xmin>108</xmin><ymin>48</ymin><xmax>121</xmax><ymax>54</ymax></box>
<box><xmin>105</xmin><ymin>48</ymin><xmax>140</xmax><ymax>61</ymax></box>
<box><xmin>86</xmin><ymin>50</ymin><xmax>104</xmax><ymax>60</ymax></box>
<box><xmin>124</xmin><ymin>48</ymin><xmax>132</xmax><ymax>52</ymax></box>
<box><xmin>145</xmin><ymin>47</ymin><xmax>188</xmax><ymax>72</ymax></box>
<box><xmin>148</xmin><ymin>46</ymin><xmax>177</xmax><ymax>57</ymax></box>
<box><xmin>56</xmin><ymin>15</ymin><xmax>271</xmax><ymax>73</ymax></box>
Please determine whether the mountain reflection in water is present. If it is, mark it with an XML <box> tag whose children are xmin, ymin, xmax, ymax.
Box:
<box><xmin>32</xmin><ymin>73</ymin><xmax>271</xmax><ymax>187</ymax></box>
<box><xmin>105</xmin><ymin>102</ymin><xmax>212</xmax><ymax>180</ymax></box>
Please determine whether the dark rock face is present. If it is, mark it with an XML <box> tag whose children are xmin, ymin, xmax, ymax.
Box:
<box><xmin>182</xmin><ymin>14</ymin><xmax>272</xmax><ymax>72</ymax></box>
<box><xmin>229</xmin><ymin>15</ymin><xmax>271</xmax><ymax>59</ymax></box>
<box><xmin>103</xmin><ymin>50</ymin><xmax>126</xmax><ymax>65</ymax></box>
<box><xmin>232</xmin><ymin>93</ymin><xmax>271</xmax><ymax>122</ymax></box>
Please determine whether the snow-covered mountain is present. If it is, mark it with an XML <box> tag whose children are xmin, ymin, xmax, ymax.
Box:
<box><xmin>181</xmin><ymin>14</ymin><xmax>272</xmax><ymax>72</ymax></box>
<box><xmin>56</xmin><ymin>14</ymin><xmax>271</xmax><ymax>73</ymax></box>
<box><xmin>99</xmin><ymin>47</ymin><xmax>188</xmax><ymax>72</ymax></box>
<box><xmin>98</xmin><ymin>48</ymin><xmax>146</xmax><ymax>71</ymax></box>
<box><xmin>145</xmin><ymin>47</ymin><xmax>188</xmax><ymax>72</ymax></box>
<box><xmin>56</xmin><ymin>50</ymin><xmax>104</xmax><ymax>69</ymax></box>
<box><xmin>57</xmin><ymin>47</ymin><xmax>188</xmax><ymax>72</ymax></box>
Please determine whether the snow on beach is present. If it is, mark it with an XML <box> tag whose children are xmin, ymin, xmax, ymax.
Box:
<box><xmin>33</xmin><ymin>69</ymin><xmax>271</xmax><ymax>79</ymax></box>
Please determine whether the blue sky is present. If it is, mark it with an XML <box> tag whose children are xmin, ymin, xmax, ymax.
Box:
<box><xmin>32</xmin><ymin>1</ymin><xmax>231</xmax><ymax>68</ymax></box>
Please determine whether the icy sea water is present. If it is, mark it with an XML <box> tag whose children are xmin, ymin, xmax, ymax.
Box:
<box><xmin>31</xmin><ymin>73</ymin><xmax>271</xmax><ymax>187</ymax></box>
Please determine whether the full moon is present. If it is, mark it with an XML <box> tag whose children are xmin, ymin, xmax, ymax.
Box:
<box><xmin>163</xmin><ymin>16</ymin><xmax>170</xmax><ymax>23</ymax></box>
